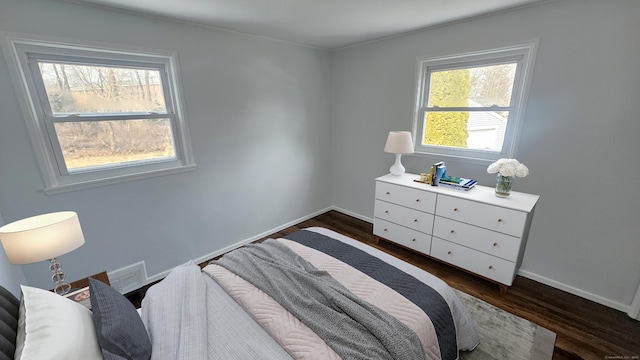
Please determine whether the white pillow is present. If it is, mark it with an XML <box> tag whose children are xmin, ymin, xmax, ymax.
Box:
<box><xmin>15</xmin><ymin>285</ymin><xmax>103</xmax><ymax>360</ymax></box>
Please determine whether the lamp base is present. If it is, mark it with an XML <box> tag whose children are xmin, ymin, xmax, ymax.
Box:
<box><xmin>389</xmin><ymin>154</ymin><xmax>405</xmax><ymax>176</ymax></box>
<box><xmin>49</xmin><ymin>258</ymin><xmax>71</xmax><ymax>295</ymax></box>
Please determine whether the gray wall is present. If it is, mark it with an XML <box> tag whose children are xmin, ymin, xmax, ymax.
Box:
<box><xmin>331</xmin><ymin>0</ymin><xmax>640</xmax><ymax>309</ymax></box>
<box><xmin>0</xmin><ymin>0</ymin><xmax>332</xmax><ymax>289</ymax></box>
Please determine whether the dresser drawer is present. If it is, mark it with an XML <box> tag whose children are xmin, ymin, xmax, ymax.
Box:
<box><xmin>373</xmin><ymin>219</ymin><xmax>431</xmax><ymax>255</ymax></box>
<box><xmin>433</xmin><ymin>216</ymin><xmax>521</xmax><ymax>261</ymax></box>
<box><xmin>435</xmin><ymin>195</ymin><xmax>527</xmax><ymax>237</ymax></box>
<box><xmin>374</xmin><ymin>200</ymin><xmax>434</xmax><ymax>234</ymax></box>
<box><xmin>375</xmin><ymin>181</ymin><xmax>436</xmax><ymax>214</ymax></box>
<box><xmin>431</xmin><ymin>238</ymin><xmax>517</xmax><ymax>285</ymax></box>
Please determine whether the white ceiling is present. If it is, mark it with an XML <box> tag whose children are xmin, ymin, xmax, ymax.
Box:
<box><xmin>69</xmin><ymin>0</ymin><xmax>545</xmax><ymax>49</ymax></box>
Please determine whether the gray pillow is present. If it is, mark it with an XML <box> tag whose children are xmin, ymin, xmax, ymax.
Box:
<box><xmin>0</xmin><ymin>286</ymin><xmax>19</xmax><ymax>360</ymax></box>
<box><xmin>89</xmin><ymin>278</ymin><xmax>151</xmax><ymax>360</ymax></box>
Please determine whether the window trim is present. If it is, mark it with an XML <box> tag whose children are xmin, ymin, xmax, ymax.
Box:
<box><xmin>1</xmin><ymin>33</ymin><xmax>196</xmax><ymax>194</ymax></box>
<box><xmin>412</xmin><ymin>40</ymin><xmax>538</xmax><ymax>163</ymax></box>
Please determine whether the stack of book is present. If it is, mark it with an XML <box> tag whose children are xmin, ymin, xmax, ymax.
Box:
<box><xmin>438</xmin><ymin>176</ymin><xmax>477</xmax><ymax>191</ymax></box>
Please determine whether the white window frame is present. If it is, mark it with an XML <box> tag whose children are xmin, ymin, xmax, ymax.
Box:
<box><xmin>1</xmin><ymin>33</ymin><xmax>196</xmax><ymax>194</ymax></box>
<box><xmin>412</xmin><ymin>41</ymin><xmax>538</xmax><ymax>163</ymax></box>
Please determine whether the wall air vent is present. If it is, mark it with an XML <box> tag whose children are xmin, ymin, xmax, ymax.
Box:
<box><xmin>108</xmin><ymin>261</ymin><xmax>146</xmax><ymax>294</ymax></box>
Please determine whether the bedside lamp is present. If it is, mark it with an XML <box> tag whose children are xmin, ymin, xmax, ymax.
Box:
<box><xmin>384</xmin><ymin>131</ymin><xmax>414</xmax><ymax>176</ymax></box>
<box><xmin>0</xmin><ymin>211</ymin><xmax>85</xmax><ymax>295</ymax></box>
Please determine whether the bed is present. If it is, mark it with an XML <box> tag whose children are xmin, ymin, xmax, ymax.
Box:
<box><xmin>0</xmin><ymin>227</ymin><xmax>479</xmax><ymax>360</ymax></box>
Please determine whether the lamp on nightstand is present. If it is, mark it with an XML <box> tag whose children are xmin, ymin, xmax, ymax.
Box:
<box><xmin>0</xmin><ymin>211</ymin><xmax>85</xmax><ymax>295</ymax></box>
<box><xmin>384</xmin><ymin>131</ymin><xmax>414</xmax><ymax>176</ymax></box>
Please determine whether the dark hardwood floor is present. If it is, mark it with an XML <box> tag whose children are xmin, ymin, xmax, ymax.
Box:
<box><xmin>264</xmin><ymin>210</ymin><xmax>640</xmax><ymax>360</ymax></box>
<box><xmin>127</xmin><ymin>210</ymin><xmax>640</xmax><ymax>359</ymax></box>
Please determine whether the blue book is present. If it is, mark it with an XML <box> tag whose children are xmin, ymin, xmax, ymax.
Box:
<box><xmin>439</xmin><ymin>177</ymin><xmax>477</xmax><ymax>190</ymax></box>
<box><xmin>432</xmin><ymin>162</ymin><xmax>446</xmax><ymax>186</ymax></box>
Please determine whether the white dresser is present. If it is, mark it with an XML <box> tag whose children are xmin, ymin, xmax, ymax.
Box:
<box><xmin>373</xmin><ymin>173</ymin><xmax>539</xmax><ymax>293</ymax></box>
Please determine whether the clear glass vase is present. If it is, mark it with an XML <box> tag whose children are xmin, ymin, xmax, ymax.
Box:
<box><xmin>495</xmin><ymin>174</ymin><xmax>514</xmax><ymax>197</ymax></box>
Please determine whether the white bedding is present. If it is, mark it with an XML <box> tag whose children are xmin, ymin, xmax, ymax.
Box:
<box><xmin>141</xmin><ymin>227</ymin><xmax>479</xmax><ymax>360</ymax></box>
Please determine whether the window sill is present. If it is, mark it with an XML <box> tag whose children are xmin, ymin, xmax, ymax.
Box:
<box><xmin>42</xmin><ymin>163</ymin><xmax>197</xmax><ymax>195</ymax></box>
<box><xmin>410</xmin><ymin>149</ymin><xmax>499</xmax><ymax>165</ymax></box>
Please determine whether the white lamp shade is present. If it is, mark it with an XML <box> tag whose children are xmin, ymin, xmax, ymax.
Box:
<box><xmin>384</xmin><ymin>131</ymin><xmax>414</xmax><ymax>154</ymax></box>
<box><xmin>0</xmin><ymin>211</ymin><xmax>85</xmax><ymax>264</ymax></box>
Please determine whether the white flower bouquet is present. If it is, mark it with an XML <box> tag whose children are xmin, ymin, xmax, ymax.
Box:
<box><xmin>487</xmin><ymin>158</ymin><xmax>529</xmax><ymax>177</ymax></box>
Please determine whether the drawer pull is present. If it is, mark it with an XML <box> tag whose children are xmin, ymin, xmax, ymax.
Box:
<box><xmin>488</xmin><ymin>265</ymin><xmax>494</xmax><ymax>270</ymax></box>
<box><xmin>416</xmin><ymin>199</ymin><xmax>420</xmax><ymax>202</ymax></box>
<box><xmin>454</xmin><ymin>208</ymin><xmax>459</xmax><ymax>212</ymax></box>
<box><xmin>450</xmin><ymin>230</ymin><xmax>455</xmax><ymax>234</ymax></box>
<box><xmin>383</xmin><ymin>228</ymin><xmax>388</xmax><ymax>232</ymax></box>
<box><xmin>411</xmin><ymin>238</ymin><xmax>416</xmax><ymax>242</ymax></box>
<box><xmin>384</xmin><ymin>210</ymin><xmax>389</xmax><ymax>214</ymax></box>
<box><xmin>414</xmin><ymin>219</ymin><xmax>418</xmax><ymax>223</ymax></box>
<box><xmin>386</xmin><ymin>191</ymin><xmax>390</xmax><ymax>195</ymax></box>
<box><xmin>447</xmin><ymin>251</ymin><xmax>452</xmax><ymax>255</ymax></box>
<box><xmin>493</xmin><ymin>242</ymin><xmax>498</xmax><ymax>247</ymax></box>
<box><xmin>498</xmin><ymin>218</ymin><xmax>503</xmax><ymax>222</ymax></box>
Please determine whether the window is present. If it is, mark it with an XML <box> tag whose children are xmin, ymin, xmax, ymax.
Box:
<box><xmin>413</xmin><ymin>42</ymin><xmax>537</xmax><ymax>162</ymax></box>
<box><xmin>2</xmin><ymin>34</ymin><xmax>195</xmax><ymax>193</ymax></box>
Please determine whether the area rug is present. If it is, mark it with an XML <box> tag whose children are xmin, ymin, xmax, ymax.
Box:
<box><xmin>454</xmin><ymin>289</ymin><xmax>556</xmax><ymax>360</ymax></box>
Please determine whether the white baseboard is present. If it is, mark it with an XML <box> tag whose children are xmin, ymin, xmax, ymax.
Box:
<box><xmin>330</xmin><ymin>206</ymin><xmax>373</xmax><ymax>223</ymax></box>
<box><xmin>628</xmin><ymin>285</ymin><xmax>640</xmax><ymax>320</ymax></box>
<box><xmin>517</xmin><ymin>269</ymin><xmax>630</xmax><ymax>313</ymax></box>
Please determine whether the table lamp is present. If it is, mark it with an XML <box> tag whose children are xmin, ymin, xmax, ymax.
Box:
<box><xmin>384</xmin><ymin>131</ymin><xmax>414</xmax><ymax>176</ymax></box>
<box><xmin>0</xmin><ymin>211</ymin><xmax>85</xmax><ymax>295</ymax></box>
